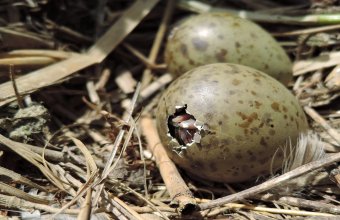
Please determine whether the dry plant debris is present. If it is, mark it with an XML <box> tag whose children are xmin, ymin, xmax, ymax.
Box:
<box><xmin>0</xmin><ymin>0</ymin><xmax>339</xmax><ymax>219</ymax></box>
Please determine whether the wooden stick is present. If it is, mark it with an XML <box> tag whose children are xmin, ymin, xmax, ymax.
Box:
<box><xmin>140</xmin><ymin>0</ymin><xmax>175</xmax><ymax>88</ymax></box>
<box><xmin>199</xmin><ymin>152</ymin><xmax>340</xmax><ymax>210</ymax></box>
<box><xmin>203</xmin><ymin>201</ymin><xmax>334</xmax><ymax>217</ymax></box>
<box><xmin>270</xmin><ymin>195</ymin><xmax>340</xmax><ymax>215</ymax></box>
<box><xmin>140</xmin><ymin>115</ymin><xmax>197</xmax><ymax>214</ymax></box>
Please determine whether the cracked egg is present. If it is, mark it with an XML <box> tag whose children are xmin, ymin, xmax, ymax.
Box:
<box><xmin>165</xmin><ymin>13</ymin><xmax>292</xmax><ymax>85</ymax></box>
<box><xmin>156</xmin><ymin>63</ymin><xmax>308</xmax><ymax>183</ymax></box>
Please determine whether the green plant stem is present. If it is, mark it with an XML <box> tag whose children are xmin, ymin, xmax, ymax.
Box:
<box><xmin>178</xmin><ymin>0</ymin><xmax>340</xmax><ymax>25</ymax></box>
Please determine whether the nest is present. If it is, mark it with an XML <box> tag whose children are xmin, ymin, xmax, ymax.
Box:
<box><xmin>0</xmin><ymin>0</ymin><xmax>339</xmax><ymax>219</ymax></box>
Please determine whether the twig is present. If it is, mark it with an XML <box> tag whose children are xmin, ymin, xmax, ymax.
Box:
<box><xmin>92</xmin><ymin>84</ymin><xmax>141</xmax><ymax>206</ymax></box>
<box><xmin>207</xmin><ymin>203</ymin><xmax>334</xmax><ymax>217</ymax></box>
<box><xmin>325</xmin><ymin>65</ymin><xmax>340</xmax><ymax>89</ymax></box>
<box><xmin>273</xmin><ymin>24</ymin><xmax>340</xmax><ymax>37</ymax></box>
<box><xmin>131</xmin><ymin>206</ymin><xmax>175</xmax><ymax>213</ymax></box>
<box><xmin>47</xmin><ymin>20</ymin><xmax>93</xmax><ymax>44</ymax></box>
<box><xmin>69</xmin><ymin>137</ymin><xmax>98</xmax><ymax>220</ymax></box>
<box><xmin>199</xmin><ymin>152</ymin><xmax>340</xmax><ymax>210</ymax></box>
<box><xmin>330</xmin><ymin>167</ymin><xmax>340</xmax><ymax>187</ymax></box>
<box><xmin>140</xmin><ymin>115</ymin><xmax>197</xmax><ymax>214</ymax></box>
<box><xmin>112</xmin><ymin>196</ymin><xmax>146</xmax><ymax>220</ymax></box>
<box><xmin>0</xmin><ymin>166</ymin><xmax>47</xmax><ymax>192</ymax></box>
<box><xmin>0</xmin><ymin>194</ymin><xmax>78</xmax><ymax>215</ymax></box>
<box><xmin>123</xmin><ymin>43</ymin><xmax>161</xmax><ymax>69</ymax></box>
<box><xmin>9</xmin><ymin>64</ymin><xmax>24</xmax><ymax>108</ymax></box>
<box><xmin>133</xmin><ymin>118</ymin><xmax>149</xmax><ymax>198</ymax></box>
<box><xmin>304</xmin><ymin>106</ymin><xmax>340</xmax><ymax>145</ymax></box>
<box><xmin>94</xmin><ymin>68</ymin><xmax>111</xmax><ymax>90</ymax></box>
<box><xmin>260</xmin><ymin>194</ymin><xmax>340</xmax><ymax>215</ymax></box>
<box><xmin>115</xmin><ymin>67</ymin><xmax>137</xmax><ymax>94</ymax></box>
<box><xmin>77</xmin><ymin>188</ymin><xmax>92</xmax><ymax>220</ymax></box>
<box><xmin>293</xmin><ymin>51</ymin><xmax>340</xmax><ymax>76</ymax></box>
<box><xmin>0</xmin><ymin>49</ymin><xmax>74</xmax><ymax>59</ymax></box>
<box><xmin>204</xmin><ymin>202</ymin><xmax>334</xmax><ymax>217</ymax></box>
<box><xmin>139</xmin><ymin>73</ymin><xmax>173</xmax><ymax>101</ymax></box>
<box><xmin>52</xmin><ymin>171</ymin><xmax>98</xmax><ymax>218</ymax></box>
<box><xmin>107</xmin><ymin>179</ymin><xmax>171</xmax><ymax>220</ymax></box>
<box><xmin>0</xmin><ymin>56</ymin><xmax>57</xmax><ymax>68</ymax></box>
<box><xmin>122</xmin><ymin>73</ymin><xmax>172</xmax><ymax>115</ymax></box>
<box><xmin>102</xmin><ymin>190</ymin><xmax>137</xmax><ymax>220</ymax></box>
<box><xmin>86</xmin><ymin>81</ymin><xmax>100</xmax><ymax>104</ymax></box>
<box><xmin>0</xmin><ymin>134</ymin><xmax>69</xmax><ymax>191</ymax></box>
<box><xmin>0</xmin><ymin>139</ymin><xmax>67</xmax><ymax>163</ymax></box>
<box><xmin>141</xmin><ymin>0</ymin><xmax>175</xmax><ymax>88</ymax></box>
<box><xmin>0</xmin><ymin>27</ymin><xmax>54</xmax><ymax>49</ymax></box>
<box><xmin>293</xmin><ymin>75</ymin><xmax>304</xmax><ymax>92</ymax></box>
<box><xmin>0</xmin><ymin>182</ymin><xmax>49</xmax><ymax>205</ymax></box>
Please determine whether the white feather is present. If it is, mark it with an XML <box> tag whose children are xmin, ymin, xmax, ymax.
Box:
<box><xmin>272</xmin><ymin>131</ymin><xmax>327</xmax><ymax>194</ymax></box>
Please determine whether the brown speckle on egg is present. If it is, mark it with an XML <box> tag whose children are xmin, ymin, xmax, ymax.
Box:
<box><xmin>215</xmin><ymin>49</ymin><xmax>228</xmax><ymax>62</ymax></box>
<box><xmin>232</xmin><ymin>79</ymin><xmax>241</xmax><ymax>85</ymax></box>
<box><xmin>271</xmin><ymin>102</ymin><xmax>281</xmax><ymax>112</ymax></box>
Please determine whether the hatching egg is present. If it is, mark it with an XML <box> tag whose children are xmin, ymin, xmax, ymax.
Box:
<box><xmin>156</xmin><ymin>63</ymin><xmax>308</xmax><ymax>183</ymax></box>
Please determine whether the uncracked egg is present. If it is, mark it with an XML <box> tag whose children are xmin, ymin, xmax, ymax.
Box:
<box><xmin>165</xmin><ymin>13</ymin><xmax>293</xmax><ymax>85</ymax></box>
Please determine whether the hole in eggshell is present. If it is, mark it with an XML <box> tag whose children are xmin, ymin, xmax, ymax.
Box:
<box><xmin>167</xmin><ymin>104</ymin><xmax>206</xmax><ymax>149</ymax></box>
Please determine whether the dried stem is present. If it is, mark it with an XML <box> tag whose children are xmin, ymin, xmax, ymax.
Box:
<box><xmin>204</xmin><ymin>201</ymin><xmax>334</xmax><ymax>217</ymax></box>
<box><xmin>139</xmin><ymin>73</ymin><xmax>173</xmax><ymax>101</ymax></box>
<box><xmin>304</xmin><ymin>106</ymin><xmax>340</xmax><ymax>145</ymax></box>
<box><xmin>112</xmin><ymin>196</ymin><xmax>146</xmax><ymax>220</ymax></box>
<box><xmin>293</xmin><ymin>51</ymin><xmax>340</xmax><ymax>76</ymax></box>
<box><xmin>107</xmin><ymin>179</ymin><xmax>171</xmax><ymax>220</ymax></box>
<box><xmin>199</xmin><ymin>152</ymin><xmax>340</xmax><ymax>210</ymax></box>
<box><xmin>178</xmin><ymin>0</ymin><xmax>340</xmax><ymax>25</ymax></box>
<box><xmin>0</xmin><ymin>166</ymin><xmax>46</xmax><ymax>192</ymax></box>
<box><xmin>123</xmin><ymin>43</ymin><xmax>161</xmax><ymax>69</ymax></box>
<box><xmin>9</xmin><ymin>64</ymin><xmax>24</xmax><ymax>108</ymax></box>
<box><xmin>259</xmin><ymin>194</ymin><xmax>340</xmax><ymax>215</ymax></box>
<box><xmin>0</xmin><ymin>182</ymin><xmax>49</xmax><ymax>205</ymax></box>
<box><xmin>141</xmin><ymin>0</ymin><xmax>175</xmax><ymax>88</ymax></box>
<box><xmin>0</xmin><ymin>194</ymin><xmax>78</xmax><ymax>214</ymax></box>
<box><xmin>131</xmin><ymin>206</ymin><xmax>175</xmax><ymax>213</ymax></box>
<box><xmin>140</xmin><ymin>115</ymin><xmax>197</xmax><ymax>214</ymax></box>
<box><xmin>102</xmin><ymin>190</ymin><xmax>138</xmax><ymax>220</ymax></box>
<box><xmin>273</xmin><ymin>24</ymin><xmax>340</xmax><ymax>37</ymax></box>
<box><xmin>92</xmin><ymin>84</ymin><xmax>141</xmax><ymax>206</ymax></box>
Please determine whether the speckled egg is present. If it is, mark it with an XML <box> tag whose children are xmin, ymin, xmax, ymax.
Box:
<box><xmin>156</xmin><ymin>63</ymin><xmax>308</xmax><ymax>183</ymax></box>
<box><xmin>165</xmin><ymin>13</ymin><xmax>292</xmax><ymax>85</ymax></box>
